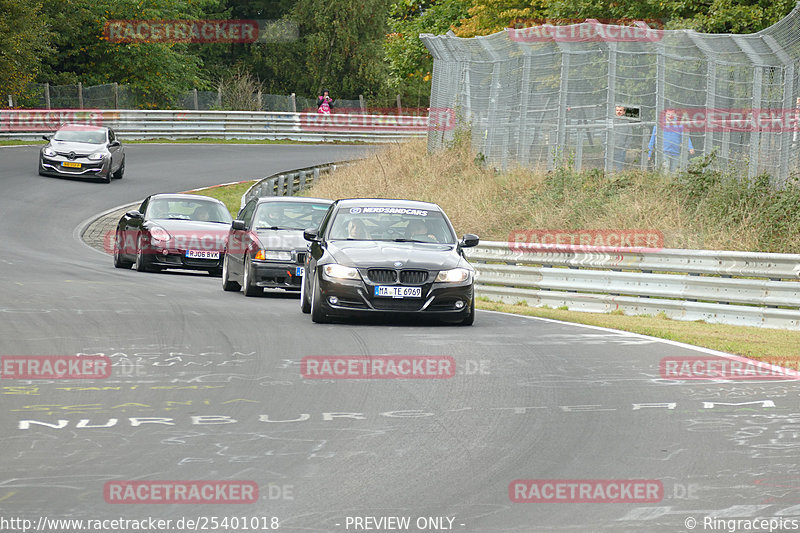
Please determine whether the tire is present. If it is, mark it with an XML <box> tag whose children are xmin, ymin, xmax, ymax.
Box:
<box><xmin>113</xmin><ymin>231</ymin><xmax>133</xmax><ymax>269</ymax></box>
<box><xmin>242</xmin><ymin>256</ymin><xmax>262</xmax><ymax>296</ymax></box>
<box><xmin>134</xmin><ymin>236</ymin><xmax>153</xmax><ymax>272</ymax></box>
<box><xmin>113</xmin><ymin>159</ymin><xmax>125</xmax><ymax>179</ymax></box>
<box><xmin>459</xmin><ymin>294</ymin><xmax>475</xmax><ymax>326</ymax></box>
<box><xmin>310</xmin><ymin>275</ymin><xmax>330</xmax><ymax>323</ymax></box>
<box><xmin>300</xmin><ymin>272</ymin><xmax>311</xmax><ymax>313</ymax></box>
<box><xmin>222</xmin><ymin>254</ymin><xmax>240</xmax><ymax>291</ymax></box>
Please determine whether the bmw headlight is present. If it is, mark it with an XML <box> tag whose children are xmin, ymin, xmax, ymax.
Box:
<box><xmin>323</xmin><ymin>263</ymin><xmax>360</xmax><ymax>280</ymax></box>
<box><xmin>436</xmin><ymin>268</ymin><xmax>471</xmax><ymax>283</ymax></box>
<box><xmin>88</xmin><ymin>152</ymin><xmax>105</xmax><ymax>161</ymax></box>
<box><xmin>150</xmin><ymin>227</ymin><xmax>171</xmax><ymax>243</ymax></box>
<box><xmin>43</xmin><ymin>147</ymin><xmax>56</xmax><ymax>157</ymax></box>
<box><xmin>254</xmin><ymin>250</ymin><xmax>292</xmax><ymax>261</ymax></box>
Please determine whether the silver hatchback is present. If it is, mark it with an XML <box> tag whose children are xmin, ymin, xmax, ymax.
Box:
<box><xmin>38</xmin><ymin>124</ymin><xmax>125</xmax><ymax>183</ymax></box>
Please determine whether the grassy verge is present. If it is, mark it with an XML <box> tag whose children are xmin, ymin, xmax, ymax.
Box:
<box><xmin>477</xmin><ymin>300</ymin><xmax>800</xmax><ymax>361</ymax></box>
<box><xmin>184</xmin><ymin>180</ymin><xmax>257</xmax><ymax>216</ymax></box>
<box><xmin>303</xmin><ymin>137</ymin><xmax>800</xmax><ymax>253</ymax></box>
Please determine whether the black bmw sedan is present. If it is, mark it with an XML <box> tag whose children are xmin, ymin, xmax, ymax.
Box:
<box><xmin>300</xmin><ymin>199</ymin><xmax>479</xmax><ymax>325</ymax></box>
<box><xmin>39</xmin><ymin>124</ymin><xmax>125</xmax><ymax>183</ymax></box>
<box><xmin>113</xmin><ymin>194</ymin><xmax>232</xmax><ymax>275</ymax></box>
<box><xmin>222</xmin><ymin>197</ymin><xmax>333</xmax><ymax>296</ymax></box>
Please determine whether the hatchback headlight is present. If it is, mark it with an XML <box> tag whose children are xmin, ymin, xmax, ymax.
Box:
<box><xmin>88</xmin><ymin>152</ymin><xmax>105</xmax><ymax>161</ymax></box>
<box><xmin>436</xmin><ymin>268</ymin><xmax>471</xmax><ymax>283</ymax></box>
<box><xmin>150</xmin><ymin>227</ymin><xmax>171</xmax><ymax>243</ymax></box>
<box><xmin>43</xmin><ymin>147</ymin><xmax>56</xmax><ymax>157</ymax></box>
<box><xmin>323</xmin><ymin>263</ymin><xmax>360</xmax><ymax>280</ymax></box>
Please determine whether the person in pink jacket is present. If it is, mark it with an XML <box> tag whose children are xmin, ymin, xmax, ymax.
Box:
<box><xmin>317</xmin><ymin>89</ymin><xmax>334</xmax><ymax>114</ymax></box>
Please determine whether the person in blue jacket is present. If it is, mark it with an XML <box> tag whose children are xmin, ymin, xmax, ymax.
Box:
<box><xmin>648</xmin><ymin>108</ymin><xmax>694</xmax><ymax>172</ymax></box>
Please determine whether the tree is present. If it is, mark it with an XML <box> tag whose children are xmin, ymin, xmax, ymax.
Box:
<box><xmin>38</xmin><ymin>0</ymin><xmax>225</xmax><ymax>108</ymax></box>
<box><xmin>290</xmin><ymin>0</ymin><xmax>390</xmax><ymax>99</ymax></box>
<box><xmin>454</xmin><ymin>0</ymin><xmax>546</xmax><ymax>37</ymax></box>
<box><xmin>385</xmin><ymin>0</ymin><xmax>470</xmax><ymax>105</ymax></box>
<box><xmin>0</xmin><ymin>0</ymin><xmax>51</xmax><ymax>106</ymax></box>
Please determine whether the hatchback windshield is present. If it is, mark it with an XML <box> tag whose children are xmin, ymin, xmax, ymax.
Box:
<box><xmin>329</xmin><ymin>207</ymin><xmax>455</xmax><ymax>244</ymax></box>
<box><xmin>53</xmin><ymin>129</ymin><xmax>107</xmax><ymax>144</ymax></box>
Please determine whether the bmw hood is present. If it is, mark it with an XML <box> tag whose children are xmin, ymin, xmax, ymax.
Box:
<box><xmin>327</xmin><ymin>240</ymin><xmax>468</xmax><ymax>270</ymax></box>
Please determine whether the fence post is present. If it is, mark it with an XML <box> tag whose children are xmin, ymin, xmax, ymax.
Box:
<box><xmin>78</xmin><ymin>82</ymin><xmax>83</xmax><ymax>109</ymax></box>
<box><xmin>44</xmin><ymin>83</ymin><xmax>51</xmax><ymax>109</ymax></box>
<box><xmin>396</xmin><ymin>94</ymin><xmax>402</xmax><ymax>114</ymax></box>
<box><xmin>7</xmin><ymin>95</ymin><xmax>12</xmax><ymax>107</ymax></box>
<box><xmin>113</xmin><ymin>82</ymin><xmax>119</xmax><ymax>109</ymax></box>
<box><xmin>290</xmin><ymin>93</ymin><xmax>296</xmax><ymax>113</ymax></box>
<box><xmin>359</xmin><ymin>94</ymin><xmax>365</xmax><ymax>112</ymax></box>
<box><xmin>193</xmin><ymin>89</ymin><xmax>199</xmax><ymax>110</ymax></box>
<box><xmin>257</xmin><ymin>89</ymin><xmax>262</xmax><ymax>110</ymax></box>
<box><xmin>216</xmin><ymin>86</ymin><xmax>222</xmax><ymax>108</ymax></box>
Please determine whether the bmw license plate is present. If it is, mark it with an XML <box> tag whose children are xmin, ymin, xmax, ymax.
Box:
<box><xmin>186</xmin><ymin>250</ymin><xmax>219</xmax><ymax>259</ymax></box>
<box><xmin>61</xmin><ymin>162</ymin><xmax>81</xmax><ymax>168</ymax></box>
<box><xmin>296</xmin><ymin>267</ymin><xmax>304</xmax><ymax>276</ymax></box>
<box><xmin>375</xmin><ymin>286</ymin><xmax>422</xmax><ymax>298</ymax></box>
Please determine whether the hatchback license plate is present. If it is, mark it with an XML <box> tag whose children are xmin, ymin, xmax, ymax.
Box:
<box><xmin>61</xmin><ymin>162</ymin><xmax>81</xmax><ymax>168</ymax></box>
<box><xmin>296</xmin><ymin>267</ymin><xmax>304</xmax><ymax>276</ymax></box>
<box><xmin>375</xmin><ymin>286</ymin><xmax>422</xmax><ymax>298</ymax></box>
<box><xmin>186</xmin><ymin>250</ymin><xmax>219</xmax><ymax>259</ymax></box>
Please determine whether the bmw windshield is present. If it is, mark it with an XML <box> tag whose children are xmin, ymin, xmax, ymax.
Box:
<box><xmin>328</xmin><ymin>207</ymin><xmax>456</xmax><ymax>244</ymax></box>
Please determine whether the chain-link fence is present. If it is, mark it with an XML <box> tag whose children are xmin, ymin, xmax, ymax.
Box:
<box><xmin>422</xmin><ymin>7</ymin><xmax>800</xmax><ymax>185</ymax></box>
<box><xmin>11</xmin><ymin>83</ymin><xmax>374</xmax><ymax>114</ymax></box>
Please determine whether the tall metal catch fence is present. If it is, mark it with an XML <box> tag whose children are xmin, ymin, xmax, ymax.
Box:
<box><xmin>421</xmin><ymin>5</ymin><xmax>800</xmax><ymax>185</ymax></box>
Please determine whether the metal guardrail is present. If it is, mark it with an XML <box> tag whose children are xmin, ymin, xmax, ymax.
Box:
<box><xmin>240</xmin><ymin>162</ymin><xmax>354</xmax><ymax>210</ymax></box>
<box><xmin>0</xmin><ymin>109</ymin><xmax>429</xmax><ymax>143</ymax></box>
<box><xmin>466</xmin><ymin>241</ymin><xmax>800</xmax><ymax>330</ymax></box>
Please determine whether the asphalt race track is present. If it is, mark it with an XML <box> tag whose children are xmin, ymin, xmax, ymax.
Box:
<box><xmin>1</xmin><ymin>143</ymin><xmax>799</xmax><ymax>532</ymax></box>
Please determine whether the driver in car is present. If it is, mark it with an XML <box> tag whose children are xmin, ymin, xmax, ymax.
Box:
<box><xmin>406</xmin><ymin>219</ymin><xmax>437</xmax><ymax>242</ymax></box>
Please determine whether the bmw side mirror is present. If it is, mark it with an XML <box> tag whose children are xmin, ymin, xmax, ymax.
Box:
<box><xmin>126</xmin><ymin>210</ymin><xmax>142</xmax><ymax>219</ymax></box>
<box><xmin>460</xmin><ymin>234</ymin><xmax>479</xmax><ymax>248</ymax></box>
<box><xmin>303</xmin><ymin>228</ymin><xmax>319</xmax><ymax>242</ymax></box>
<box><xmin>110</xmin><ymin>140</ymin><xmax>121</xmax><ymax>147</ymax></box>
<box><xmin>231</xmin><ymin>220</ymin><xmax>246</xmax><ymax>231</ymax></box>
<box><xmin>42</xmin><ymin>135</ymin><xmax>51</xmax><ymax>141</ymax></box>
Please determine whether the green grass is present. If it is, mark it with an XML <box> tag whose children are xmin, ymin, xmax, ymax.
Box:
<box><xmin>477</xmin><ymin>300</ymin><xmax>800</xmax><ymax>361</ymax></box>
<box><xmin>183</xmin><ymin>180</ymin><xmax>257</xmax><ymax>216</ymax></box>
